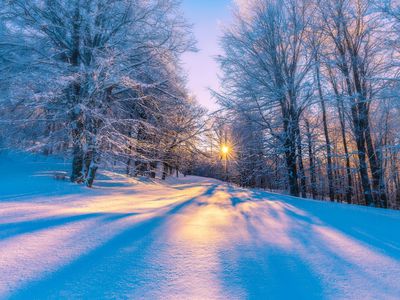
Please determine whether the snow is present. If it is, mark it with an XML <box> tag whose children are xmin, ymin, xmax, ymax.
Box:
<box><xmin>1</xmin><ymin>152</ymin><xmax>400</xmax><ymax>299</ymax></box>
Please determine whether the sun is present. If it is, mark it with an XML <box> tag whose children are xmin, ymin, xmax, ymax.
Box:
<box><xmin>221</xmin><ymin>145</ymin><xmax>229</xmax><ymax>154</ymax></box>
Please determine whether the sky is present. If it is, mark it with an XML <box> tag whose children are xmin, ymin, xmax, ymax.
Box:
<box><xmin>181</xmin><ymin>0</ymin><xmax>233</xmax><ymax>111</ymax></box>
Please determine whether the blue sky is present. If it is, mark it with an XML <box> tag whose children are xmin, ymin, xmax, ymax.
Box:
<box><xmin>181</xmin><ymin>0</ymin><xmax>233</xmax><ymax>111</ymax></box>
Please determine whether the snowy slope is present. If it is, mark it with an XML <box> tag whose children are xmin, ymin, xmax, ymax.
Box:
<box><xmin>0</xmin><ymin>152</ymin><xmax>400</xmax><ymax>300</ymax></box>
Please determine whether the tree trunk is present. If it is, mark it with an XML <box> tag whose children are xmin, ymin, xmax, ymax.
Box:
<box><xmin>305</xmin><ymin>119</ymin><xmax>317</xmax><ymax>199</ymax></box>
<box><xmin>352</xmin><ymin>107</ymin><xmax>374</xmax><ymax>206</ymax></box>
<box><xmin>86</xmin><ymin>152</ymin><xmax>99</xmax><ymax>188</ymax></box>
<box><xmin>295</xmin><ymin>120</ymin><xmax>307</xmax><ymax>198</ymax></box>
<box><xmin>69</xmin><ymin>3</ymin><xmax>83</xmax><ymax>183</ymax></box>
<box><xmin>283</xmin><ymin>113</ymin><xmax>300</xmax><ymax>197</ymax></box>
<box><xmin>334</xmin><ymin>50</ymin><xmax>374</xmax><ymax>206</ymax></box>
<box><xmin>316</xmin><ymin>59</ymin><xmax>334</xmax><ymax>201</ymax></box>
<box><xmin>346</xmin><ymin>38</ymin><xmax>384</xmax><ymax>207</ymax></box>
<box><xmin>162</xmin><ymin>162</ymin><xmax>168</xmax><ymax>180</ymax></box>
<box><xmin>362</xmin><ymin>104</ymin><xmax>387</xmax><ymax>208</ymax></box>
<box><xmin>71</xmin><ymin>144</ymin><xmax>83</xmax><ymax>182</ymax></box>
<box><xmin>70</xmin><ymin>101</ymin><xmax>84</xmax><ymax>183</ymax></box>
<box><xmin>337</xmin><ymin>97</ymin><xmax>353</xmax><ymax>204</ymax></box>
<box><xmin>126</xmin><ymin>157</ymin><xmax>132</xmax><ymax>176</ymax></box>
<box><xmin>328</xmin><ymin>66</ymin><xmax>353</xmax><ymax>203</ymax></box>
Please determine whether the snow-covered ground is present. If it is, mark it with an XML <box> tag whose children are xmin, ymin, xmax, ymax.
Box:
<box><xmin>1</xmin><ymin>152</ymin><xmax>400</xmax><ymax>300</ymax></box>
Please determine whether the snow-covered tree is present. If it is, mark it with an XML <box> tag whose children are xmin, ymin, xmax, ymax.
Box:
<box><xmin>215</xmin><ymin>0</ymin><xmax>400</xmax><ymax>209</ymax></box>
<box><xmin>0</xmin><ymin>0</ymin><xmax>201</xmax><ymax>186</ymax></box>
<box><xmin>216</xmin><ymin>0</ymin><xmax>314</xmax><ymax>197</ymax></box>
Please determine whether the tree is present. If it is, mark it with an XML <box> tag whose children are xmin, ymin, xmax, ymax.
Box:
<box><xmin>212</xmin><ymin>0</ymin><xmax>400</xmax><ymax>209</ymax></box>
<box><xmin>0</xmin><ymin>0</ymin><xmax>198</xmax><ymax>186</ymax></box>
<box><xmin>216</xmin><ymin>0</ymin><xmax>314</xmax><ymax>197</ymax></box>
<box><xmin>317</xmin><ymin>0</ymin><xmax>390</xmax><ymax>207</ymax></box>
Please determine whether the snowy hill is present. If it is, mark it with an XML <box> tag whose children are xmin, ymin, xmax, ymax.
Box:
<box><xmin>0</xmin><ymin>152</ymin><xmax>400</xmax><ymax>299</ymax></box>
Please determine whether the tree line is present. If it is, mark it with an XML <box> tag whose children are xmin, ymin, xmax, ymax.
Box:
<box><xmin>214</xmin><ymin>0</ymin><xmax>400</xmax><ymax>209</ymax></box>
<box><xmin>0</xmin><ymin>0</ymin><xmax>206</xmax><ymax>186</ymax></box>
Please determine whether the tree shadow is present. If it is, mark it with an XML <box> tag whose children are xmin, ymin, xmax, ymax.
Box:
<box><xmin>0</xmin><ymin>212</ymin><xmax>139</xmax><ymax>240</ymax></box>
<box><xmin>251</xmin><ymin>191</ymin><xmax>400</xmax><ymax>260</ymax></box>
<box><xmin>8</xmin><ymin>185</ymin><xmax>218</xmax><ymax>299</ymax></box>
<box><xmin>221</xmin><ymin>186</ymin><xmax>400</xmax><ymax>259</ymax></box>
<box><xmin>214</xmin><ymin>185</ymin><xmax>400</xmax><ymax>298</ymax></box>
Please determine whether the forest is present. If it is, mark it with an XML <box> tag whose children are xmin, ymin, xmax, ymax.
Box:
<box><xmin>1</xmin><ymin>1</ymin><xmax>400</xmax><ymax>299</ymax></box>
<box><xmin>208</xmin><ymin>0</ymin><xmax>400</xmax><ymax>210</ymax></box>
<box><xmin>1</xmin><ymin>0</ymin><xmax>400</xmax><ymax>210</ymax></box>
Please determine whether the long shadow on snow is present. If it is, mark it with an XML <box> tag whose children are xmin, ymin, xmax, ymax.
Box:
<box><xmin>0</xmin><ymin>212</ymin><xmax>139</xmax><ymax>240</ymax></box>
<box><xmin>208</xmin><ymin>185</ymin><xmax>325</xmax><ymax>299</ymax></box>
<box><xmin>173</xmin><ymin>182</ymin><xmax>219</xmax><ymax>191</ymax></box>
<box><xmin>249</xmin><ymin>189</ymin><xmax>400</xmax><ymax>259</ymax></box>
<box><xmin>9</xmin><ymin>185</ymin><xmax>217</xmax><ymax>299</ymax></box>
<box><xmin>223</xmin><ymin>185</ymin><xmax>400</xmax><ymax>259</ymax></box>
<box><xmin>225</xmin><ymin>188</ymin><xmax>400</xmax><ymax>299</ymax></box>
<box><xmin>216</xmin><ymin>186</ymin><xmax>400</xmax><ymax>298</ymax></box>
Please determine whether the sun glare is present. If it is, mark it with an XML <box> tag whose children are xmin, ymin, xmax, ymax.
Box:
<box><xmin>221</xmin><ymin>145</ymin><xmax>229</xmax><ymax>154</ymax></box>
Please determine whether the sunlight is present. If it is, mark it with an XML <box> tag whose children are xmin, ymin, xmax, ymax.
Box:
<box><xmin>1</xmin><ymin>0</ymin><xmax>400</xmax><ymax>297</ymax></box>
<box><xmin>221</xmin><ymin>145</ymin><xmax>230</xmax><ymax>155</ymax></box>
